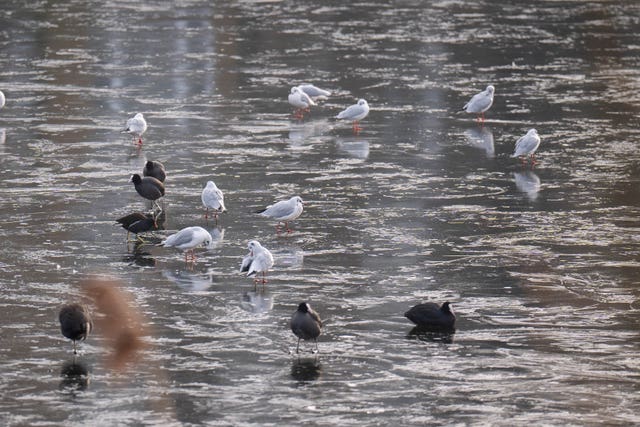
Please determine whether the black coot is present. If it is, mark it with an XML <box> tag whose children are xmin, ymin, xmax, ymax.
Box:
<box><xmin>59</xmin><ymin>303</ymin><xmax>93</xmax><ymax>354</ymax></box>
<box><xmin>130</xmin><ymin>174</ymin><xmax>165</xmax><ymax>208</ymax></box>
<box><xmin>290</xmin><ymin>302</ymin><xmax>322</xmax><ymax>353</ymax></box>
<box><xmin>142</xmin><ymin>160</ymin><xmax>166</xmax><ymax>182</ymax></box>
<box><xmin>404</xmin><ymin>301</ymin><xmax>456</xmax><ymax>331</ymax></box>
<box><xmin>116</xmin><ymin>212</ymin><xmax>157</xmax><ymax>241</ymax></box>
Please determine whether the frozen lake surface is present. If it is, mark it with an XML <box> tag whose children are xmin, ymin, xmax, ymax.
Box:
<box><xmin>0</xmin><ymin>1</ymin><xmax>639</xmax><ymax>425</ymax></box>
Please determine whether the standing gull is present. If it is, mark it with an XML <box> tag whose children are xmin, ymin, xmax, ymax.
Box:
<box><xmin>299</xmin><ymin>84</ymin><xmax>331</xmax><ymax>101</ymax></box>
<box><xmin>290</xmin><ymin>302</ymin><xmax>322</xmax><ymax>354</ymax></box>
<box><xmin>59</xmin><ymin>303</ymin><xmax>93</xmax><ymax>354</ymax></box>
<box><xmin>257</xmin><ymin>195</ymin><xmax>304</xmax><ymax>233</ymax></box>
<box><xmin>201</xmin><ymin>180</ymin><xmax>226</xmax><ymax>220</ymax></box>
<box><xmin>463</xmin><ymin>85</ymin><xmax>494</xmax><ymax>124</ymax></box>
<box><xmin>123</xmin><ymin>113</ymin><xmax>148</xmax><ymax>145</ymax></box>
<box><xmin>511</xmin><ymin>128</ymin><xmax>541</xmax><ymax>165</ymax></box>
<box><xmin>0</xmin><ymin>90</ymin><xmax>5</xmax><ymax>109</ymax></box>
<box><xmin>240</xmin><ymin>240</ymin><xmax>274</xmax><ymax>285</ymax></box>
<box><xmin>336</xmin><ymin>99</ymin><xmax>369</xmax><ymax>134</ymax></box>
<box><xmin>161</xmin><ymin>226</ymin><xmax>212</xmax><ymax>263</ymax></box>
<box><xmin>288</xmin><ymin>86</ymin><xmax>316</xmax><ymax>119</ymax></box>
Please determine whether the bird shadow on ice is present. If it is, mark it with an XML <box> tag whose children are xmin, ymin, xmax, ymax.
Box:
<box><xmin>272</xmin><ymin>245</ymin><xmax>304</xmax><ymax>270</ymax></box>
<box><xmin>287</xmin><ymin>118</ymin><xmax>332</xmax><ymax>147</ymax></box>
<box><xmin>406</xmin><ymin>326</ymin><xmax>455</xmax><ymax>344</ymax></box>
<box><xmin>335</xmin><ymin>137</ymin><xmax>369</xmax><ymax>160</ymax></box>
<box><xmin>290</xmin><ymin>356</ymin><xmax>322</xmax><ymax>385</ymax></box>
<box><xmin>59</xmin><ymin>358</ymin><xmax>90</xmax><ymax>395</ymax></box>
<box><xmin>162</xmin><ymin>269</ymin><xmax>214</xmax><ymax>292</ymax></box>
<box><xmin>122</xmin><ymin>241</ymin><xmax>157</xmax><ymax>267</ymax></box>
<box><xmin>464</xmin><ymin>126</ymin><xmax>494</xmax><ymax>158</ymax></box>
<box><xmin>513</xmin><ymin>170</ymin><xmax>541</xmax><ymax>201</ymax></box>
<box><xmin>203</xmin><ymin>226</ymin><xmax>225</xmax><ymax>249</ymax></box>
<box><xmin>240</xmin><ymin>289</ymin><xmax>274</xmax><ymax>314</ymax></box>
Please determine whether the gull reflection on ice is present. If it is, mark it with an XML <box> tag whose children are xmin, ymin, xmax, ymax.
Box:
<box><xmin>288</xmin><ymin>119</ymin><xmax>331</xmax><ymax>146</ymax></box>
<box><xmin>163</xmin><ymin>269</ymin><xmax>213</xmax><ymax>292</ymax></box>
<box><xmin>464</xmin><ymin>127</ymin><xmax>494</xmax><ymax>158</ymax></box>
<box><xmin>241</xmin><ymin>289</ymin><xmax>274</xmax><ymax>314</ymax></box>
<box><xmin>513</xmin><ymin>170</ymin><xmax>541</xmax><ymax>201</ymax></box>
<box><xmin>274</xmin><ymin>246</ymin><xmax>304</xmax><ymax>269</ymax></box>
<box><xmin>336</xmin><ymin>137</ymin><xmax>369</xmax><ymax>160</ymax></box>
<box><xmin>203</xmin><ymin>226</ymin><xmax>225</xmax><ymax>249</ymax></box>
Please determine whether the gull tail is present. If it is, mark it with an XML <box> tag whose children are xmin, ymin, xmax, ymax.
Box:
<box><xmin>255</xmin><ymin>208</ymin><xmax>267</xmax><ymax>214</ymax></box>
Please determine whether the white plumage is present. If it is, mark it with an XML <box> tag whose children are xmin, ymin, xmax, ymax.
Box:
<box><xmin>511</xmin><ymin>129</ymin><xmax>541</xmax><ymax>159</ymax></box>
<box><xmin>161</xmin><ymin>226</ymin><xmax>212</xmax><ymax>263</ymax></box>
<box><xmin>258</xmin><ymin>196</ymin><xmax>304</xmax><ymax>233</ymax></box>
<box><xmin>336</xmin><ymin>99</ymin><xmax>369</xmax><ymax>122</ymax></box>
<box><xmin>0</xmin><ymin>90</ymin><xmax>5</xmax><ymax>109</ymax></box>
<box><xmin>123</xmin><ymin>113</ymin><xmax>148</xmax><ymax>144</ymax></box>
<box><xmin>463</xmin><ymin>85</ymin><xmax>494</xmax><ymax>122</ymax></box>
<box><xmin>288</xmin><ymin>87</ymin><xmax>315</xmax><ymax>109</ymax></box>
<box><xmin>201</xmin><ymin>180</ymin><xmax>226</xmax><ymax>218</ymax></box>
<box><xmin>240</xmin><ymin>240</ymin><xmax>274</xmax><ymax>284</ymax></box>
<box><xmin>299</xmin><ymin>84</ymin><xmax>331</xmax><ymax>101</ymax></box>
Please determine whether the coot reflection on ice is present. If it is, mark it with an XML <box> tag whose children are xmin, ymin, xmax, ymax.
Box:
<box><xmin>407</xmin><ymin>327</ymin><xmax>455</xmax><ymax>344</ymax></box>
<box><xmin>291</xmin><ymin>357</ymin><xmax>322</xmax><ymax>384</ymax></box>
<box><xmin>59</xmin><ymin>359</ymin><xmax>90</xmax><ymax>392</ymax></box>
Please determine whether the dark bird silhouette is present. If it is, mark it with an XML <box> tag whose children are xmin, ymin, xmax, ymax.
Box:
<box><xmin>404</xmin><ymin>301</ymin><xmax>456</xmax><ymax>332</ymax></box>
<box><xmin>142</xmin><ymin>160</ymin><xmax>166</xmax><ymax>182</ymax></box>
<box><xmin>116</xmin><ymin>212</ymin><xmax>148</xmax><ymax>229</ymax></box>
<box><xmin>59</xmin><ymin>303</ymin><xmax>93</xmax><ymax>354</ymax></box>
<box><xmin>115</xmin><ymin>212</ymin><xmax>157</xmax><ymax>241</ymax></box>
<box><xmin>129</xmin><ymin>174</ymin><xmax>165</xmax><ymax>210</ymax></box>
<box><xmin>290</xmin><ymin>302</ymin><xmax>322</xmax><ymax>353</ymax></box>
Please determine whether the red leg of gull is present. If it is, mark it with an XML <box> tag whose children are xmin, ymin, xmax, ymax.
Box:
<box><xmin>352</xmin><ymin>121</ymin><xmax>362</xmax><ymax>135</ymax></box>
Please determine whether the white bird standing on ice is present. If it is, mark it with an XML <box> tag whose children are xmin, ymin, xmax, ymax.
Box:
<box><xmin>240</xmin><ymin>240</ymin><xmax>275</xmax><ymax>285</ymax></box>
<box><xmin>257</xmin><ymin>195</ymin><xmax>304</xmax><ymax>233</ymax></box>
<box><xmin>161</xmin><ymin>226</ymin><xmax>212</xmax><ymax>264</ymax></box>
<box><xmin>336</xmin><ymin>99</ymin><xmax>369</xmax><ymax>134</ymax></box>
<box><xmin>463</xmin><ymin>85</ymin><xmax>494</xmax><ymax>123</ymax></box>
<box><xmin>511</xmin><ymin>129</ymin><xmax>541</xmax><ymax>165</ymax></box>
<box><xmin>299</xmin><ymin>84</ymin><xmax>331</xmax><ymax>101</ymax></box>
<box><xmin>123</xmin><ymin>113</ymin><xmax>148</xmax><ymax>145</ymax></box>
<box><xmin>201</xmin><ymin>180</ymin><xmax>226</xmax><ymax>220</ymax></box>
<box><xmin>288</xmin><ymin>87</ymin><xmax>316</xmax><ymax>119</ymax></box>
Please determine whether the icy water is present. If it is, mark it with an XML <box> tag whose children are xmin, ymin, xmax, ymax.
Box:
<box><xmin>1</xmin><ymin>0</ymin><xmax>639</xmax><ymax>425</ymax></box>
